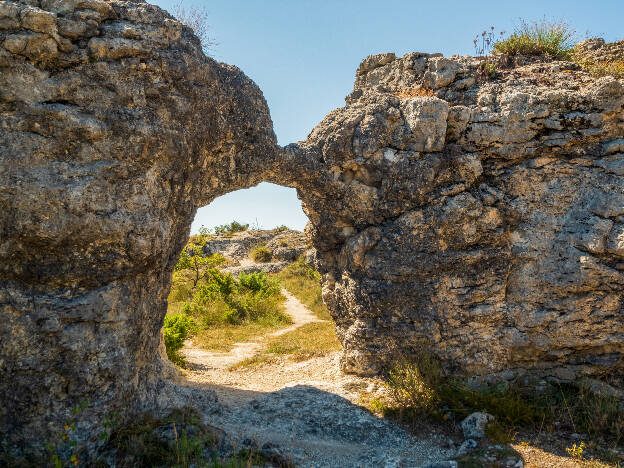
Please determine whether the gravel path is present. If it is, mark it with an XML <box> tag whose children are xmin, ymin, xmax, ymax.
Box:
<box><xmin>180</xmin><ymin>291</ymin><xmax>455</xmax><ymax>467</ymax></box>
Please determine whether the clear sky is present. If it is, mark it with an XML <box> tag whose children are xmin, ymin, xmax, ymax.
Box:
<box><xmin>152</xmin><ymin>0</ymin><xmax>624</xmax><ymax>233</ymax></box>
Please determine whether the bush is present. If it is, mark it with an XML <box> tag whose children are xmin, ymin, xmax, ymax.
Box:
<box><xmin>238</xmin><ymin>271</ymin><xmax>280</xmax><ymax>296</ymax></box>
<box><xmin>493</xmin><ymin>19</ymin><xmax>576</xmax><ymax>60</ymax></box>
<box><xmin>250</xmin><ymin>245</ymin><xmax>272</xmax><ymax>263</ymax></box>
<box><xmin>177</xmin><ymin>269</ymin><xmax>288</xmax><ymax>327</ymax></box>
<box><xmin>214</xmin><ymin>221</ymin><xmax>249</xmax><ymax>236</ymax></box>
<box><xmin>172</xmin><ymin>2</ymin><xmax>215</xmax><ymax>54</ymax></box>
<box><xmin>163</xmin><ymin>314</ymin><xmax>197</xmax><ymax>363</ymax></box>
<box><xmin>379</xmin><ymin>352</ymin><xmax>624</xmax><ymax>447</ymax></box>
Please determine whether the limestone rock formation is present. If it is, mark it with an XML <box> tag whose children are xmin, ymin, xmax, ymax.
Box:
<box><xmin>202</xmin><ymin>228</ymin><xmax>308</xmax><ymax>264</ymax></box>
<box><xmin>2</xmin><ymin>0</ymin><xmax>624</xmax><ymax>459</ymax></box>
<box><xmin>0</xmin><ymin>0</ymin><xmax>282</xmax><ymax>458</ymax></box>
<box><xmin>200</xmin><ymin>227</ymin><xmax>309</xmax><ymax>275</ymax></box>
<box><xmin>295</xmin><ymin>51</ymin><xmax>624</xmax><ymax>381</ymax></box>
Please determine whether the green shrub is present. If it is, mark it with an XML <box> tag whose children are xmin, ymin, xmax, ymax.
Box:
<box><xmin>493</xmin><ymin>19</ymin><xmax>576</xmax><ymax>60</ymax></box>
<box><xmin>238</xmin><ymin>271</ymin><xmax>280</xmax><ymax>295</ymax></box>
<box><xmin>380</xmin><ymin>352</ymin><xmax>624</xmax><ymax>447</ymax></box>
<box><xmin>214</xmin><ymin>221</ymin><xmax>249</xmax><ymax>236</ymax></box>
<box><xmin>163</xmin><ymin>314</ymin><xmax>197</xmax><ymax>362</ymax></box>
<box><xmin>177</xmin><ymin>270</ymin><xmax>288</xmax><ymax>327</ymax></box>
<box><xmin>250</xmin><ymin>245</ymin><xmax>272</xmax><ymax>263</ymax></box>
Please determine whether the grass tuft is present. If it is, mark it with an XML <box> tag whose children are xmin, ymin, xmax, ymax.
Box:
<box><xmin>375</xmin><ymin>353</ymin><xmax>624</xmax><ymax>454</ymax></box>
<box><xmin>493</xmin><ymin>19</ymin><xmax>576</xmax><ymax>60</ymax></box>
<box><xmin>250</xmin><ymin>245</ymin><xmax>272</xmax><ymax>263</ymax></box>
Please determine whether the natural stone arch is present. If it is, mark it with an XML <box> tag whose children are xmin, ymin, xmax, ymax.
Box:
<box><xmin>2</xmin><ymin>0</ymin><xmax>624</xmax><ymax>459</ymax></box>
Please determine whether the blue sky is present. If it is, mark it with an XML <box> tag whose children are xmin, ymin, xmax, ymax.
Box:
<box><xmin>152</xmin><ymin>0</ymin><xmax>624</xmax><ymax>233</ymax></box>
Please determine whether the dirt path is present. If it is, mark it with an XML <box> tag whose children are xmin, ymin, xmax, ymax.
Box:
<box><xmin>180</xmin><ymin>289</ymin><xmax>455</xmax><ymax>467</ymax></box>
<box><xmin>181</xmin><ymin>288</ymin><xmax>320</xmax><ymax>371</ymax></box>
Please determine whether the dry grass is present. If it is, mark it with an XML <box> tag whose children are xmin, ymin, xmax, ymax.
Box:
<box><xmin>275</xmin><ymin>258</ymin><xmax>332</xmax><ymax>320</ymax></box>
<box><xmin>229</xmin><ymin>321</ymin><xmax>341</xmax><ymax>370</ymax></box>
<box><xmin>266</xmin><ymin>321</ymin><xmax>342</xmax><ymax>359</ymax></box>
<box><xmin>394</xmin><ymin>87</ymin><xmax>435</xmax><ymax>99</ymax></box>
<box><xmin>574</xmin><ymin>57</ymin><xmax>624</xmax><ymax>79</ymax></box>
<box><xmin>192</xmin><ymin>322</ymin><xmax>288</xmax><ymax>352</ymax></box>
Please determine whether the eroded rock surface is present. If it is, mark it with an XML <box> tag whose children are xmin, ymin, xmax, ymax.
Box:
<box><xmin>0</xmin><ymin>0</ymin><xmax>282</xmax><ymax>457</ymax></box>
<box><xmin>1</xmin><ymin>0</ymin><xmax>624</xmax><ymax>459</ymax></box>
<box><xmin>294</xmin><ymin>52</ymin><xmax>624</xmax><ymax>381</ymax></box>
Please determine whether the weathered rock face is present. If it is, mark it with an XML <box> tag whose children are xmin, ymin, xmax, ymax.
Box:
<box><xmin>295</xmin><ymin>50</ymin><xmax>624</xmax><ymax>381</ymax></box>
<box><xmin>2</xmin><ymin>0</ymin><xmax>624</xmax><ymax>458</ymax></box>
<box><xmin>0</xmin><ymin>0</ymin><xmax>284</xmax><ymax>457</ymax></box>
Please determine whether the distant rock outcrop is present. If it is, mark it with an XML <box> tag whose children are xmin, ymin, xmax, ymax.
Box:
<box><xmin>1</xmin><ymin>0</ymin><xmax>623</xmax><ymax>459</ymax></box>
<box><xmin>202</xmin><ymin>228</ymin><xmax>309</xmax><ymax>275</ymax></box>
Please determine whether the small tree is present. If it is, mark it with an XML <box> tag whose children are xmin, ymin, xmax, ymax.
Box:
<box><xmin>175</xmin><ymin>247</ymin><xmax>226</xmax><ymax>288</ymax></box>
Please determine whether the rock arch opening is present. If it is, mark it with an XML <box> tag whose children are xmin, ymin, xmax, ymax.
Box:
<box><xmin>2</xmin><ymin>0</ymin><xmax>624</xmax><ymax>459</ymax></box>
<box><xmin>162</xmin><ymin>182</ymin><xmax>340</xmax><ymax>375</ymax></box>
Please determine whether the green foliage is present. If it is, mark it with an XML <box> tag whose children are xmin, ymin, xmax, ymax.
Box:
<box><xmin>493</xmin><ymin>19</ymin><xmax>576</xmax><ymax>59</ymax></box>
<box><xmin>163</xmin><ymin>314</ymin><xmax>197</xmax><ymax>363</ymax></box>
<box><xmin>175</xmin><ymin>240</ymin><xmax>226</xmax><ymax>287</ymax></box>
<box><xmin>379</xmin><ymin>352</ymin><xmax>624</xmax><ymax>449</ymax></box>
<box><xmin>479</xmin><ymin>60</ymin><xmax>498</xmax><ymax>79</ymax></box>
<box><xmin>566</xmin><ymin>441</ymin><xmax>586</xmax><ymax>459</ymax></box>
<box><xmin>167</xmin><ymin>268</ymin><xmax>289</xmax><ymax>358</ymax></box>
<box><xmin>250</xmin><ymin>245</ymin><xmax>272</xmax><ymax>263</ymax></box>
<box><xmin>214</xmin><ymin>221</ymin><xmax>249</xmax><ymax>236</ymax></box>
<box><xmin>238</xmin><ymin>271</ymin><xmax>280</xmax><ymax>295</ymax></box>
<box><xmin>274</xmin><ymin>225</ymin><xmax>289</xmax><ymax>231</ymax></box>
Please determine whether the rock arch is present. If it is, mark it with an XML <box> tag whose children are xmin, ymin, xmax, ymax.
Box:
<box><xmin>1</xmin><ymin>0</ymin><xmax>624</xmax><ymax>457</ymax></box>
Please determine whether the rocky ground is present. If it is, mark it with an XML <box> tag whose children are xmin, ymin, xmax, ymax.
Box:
<box><xmin>179</xmin><ymin>294</ymin><xmax>456</xmax><ymax>467</ymax></box>
<box><xmin>177</xmin><ymin>278</ymin><xmax>528</xmax><ymax>468</ymax></box>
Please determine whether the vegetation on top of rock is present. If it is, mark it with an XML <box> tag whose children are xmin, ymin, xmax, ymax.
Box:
<box><xmin>573</xmin><ymin>38</ymin><xmax>624</xmax><ymax>79</ymax></box>
<box><xmin>214</xmin><ymin>221</ymin><xmax>250</xmax><ymax>236</ymax></box>
<box><xmin>493</xmin><ymin>19</ymin><xmax>576</xmax><ymax>59</ymax></box>
<box><xmin>172</xmin><ymin>2</ymin><xmax>215</xmax><ymax>54</ymax></box>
